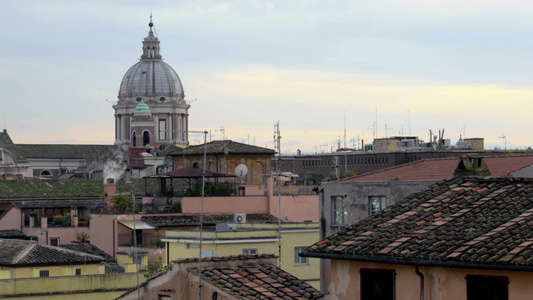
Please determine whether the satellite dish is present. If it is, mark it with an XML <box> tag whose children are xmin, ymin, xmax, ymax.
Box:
<box><xmin>235</xmin><ymin>164</ymin><xmax>248</xmax><ymax>183</ymax></box>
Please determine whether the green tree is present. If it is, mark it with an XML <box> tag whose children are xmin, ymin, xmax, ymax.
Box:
<box><xmin>111</xmin><ymin>194</ymin><xmax>138</xmax><ymax>213</ymax></box>
<box><xmin>141</xmin><ymin>255</ymin><xmax>172</xmax><ymax>278</ymax></box>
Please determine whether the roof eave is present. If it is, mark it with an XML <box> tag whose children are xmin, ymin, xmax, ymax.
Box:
<box><xmin>301</xmin><ymin>252</ymin><xmax>533</xmax><ymax>272</ymax></box>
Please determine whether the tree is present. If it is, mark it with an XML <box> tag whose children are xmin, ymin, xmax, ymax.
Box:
<box><xmin>75</xmin><ymin>232</ymin><xmax>90</xmax><ymax>243</ymax></box>
<box><xmin>111</xmin><ymin>194</ymin><xmax>137</xmax><ymax>213</ymax></box>
<box><xmin>141</xmin><ymin>255</ymin><xmax>172</xmax><ymax>278</ymax></box>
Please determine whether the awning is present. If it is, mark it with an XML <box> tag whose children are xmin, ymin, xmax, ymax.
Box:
<box><xmin>118</xmin><ymin>220</ymin><xmax>156</xmax><ymax>230</ymax></box>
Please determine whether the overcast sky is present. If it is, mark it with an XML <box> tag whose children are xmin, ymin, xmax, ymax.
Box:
<box><xmin>2</xmin><ymin>0</ymin><xmax>533</xmax><ymax>154</ymax></box>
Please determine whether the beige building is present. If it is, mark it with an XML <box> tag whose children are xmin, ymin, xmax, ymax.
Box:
<box><xmin>0</xmin><ymin>240</ymin><xmax>142</xmax><ymax>299</ymax></box>
<box><xmin>165</xmin><ymin>140</ymin><xmax>275</xmax><ymax>185</ymax></box>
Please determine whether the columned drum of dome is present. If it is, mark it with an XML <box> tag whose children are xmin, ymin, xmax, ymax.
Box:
<box><xmin>113</xmin><ymin>18</ymin><xmax>190</xmax><ymax>149</ymax></box>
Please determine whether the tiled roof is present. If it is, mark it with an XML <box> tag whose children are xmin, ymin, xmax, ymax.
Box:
<box><xmin>164</xmin><ymin>140</ymin><xmax>275</xmax><ymax>156</ymax></box>
<box><xmin>342</xmin><ymin>155</ymin><xmax>533</xmax><ymax>182</ymax></box>
<box><xmin>15</xmin><ymin>199</ymin><xmax>105</xmax><ymax>208</ymax></box>
<box><xmin>304</xmin><ymin>177</ymin><xmax>533</xmax><ymax>271</ymax></box>
<box><xmin>143</xmin><ymin>168</ymin><xmax>236</xmax><ymax>179</ymax></box>
<box><xmin>60</xmin><ymin>243</ymin><xmax>125</xmax><ymax>274</ymax></box>
<box><xmin>0</xmin><ymin>239</ymin><xmax>104</xmax><ymax>266</ymax></box>
<box><xmin>16</xmin><ymin>144</ymin><xmax>115</xmax><ymax>159</ymax></box>
<box><xmin>182</xmin><ymin>254</ymin><xmax>323</xmax><ymax>299</ymax></box>
<box><xmin>0</xmin><ymin>229</ymin><xmax>25</xmax><ymax>239</ymax></box>
<box><xmin>0</xmin><ymin>179</ymin><xmax>153</xmax><ymax>200</ymax></box>
<box><xmin>0</xmin><ymin>130</ymin><xmax>28</xmax><ymax>163</ymax></box>
<box><xmin>143</xmin><ymin>213</ymin><xmax>280</xmax><ymax>228</ymax></box>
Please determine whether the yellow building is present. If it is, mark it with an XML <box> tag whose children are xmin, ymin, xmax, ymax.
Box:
<box><xmin>0</xmin><ymin>239</ymin><xmax>144</xmax><ymax>299</ymax></box>
<box><xmin>158</xmin><ymin>217</ymin><xmax>321</xmax><ymax>289</ymax></box>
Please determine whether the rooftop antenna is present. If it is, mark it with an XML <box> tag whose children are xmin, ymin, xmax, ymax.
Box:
<box><xmin>375</xmin><ymin>105</ymin><xmax>378</xmax><ymax>139</ymax></box>
<box><xmin>273</xmin><ymin>121</ymin><xmax>281</xmax><ymax>156</ymax></box>
<box><xmin>343</xmin><ymin>111</ymin><xmax>347</xmax><ymax>149</ymax></box>
<box><xmin>407</xmin><ymin>110</ymin><xmax>411</xmax><ymax>136</ymax></box>
<box><xmin>499</xmin><ymin>135</ymin><xmax>507</xmax><ymax>150</ymax></box>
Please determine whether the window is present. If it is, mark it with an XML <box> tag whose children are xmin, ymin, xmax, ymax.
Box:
<box><xmin>39</xmin><ymin>270</ymin><xmax>50</xmax><ymax>278</ymax></box>
<box><xmin>159</xmin><ymin>119</ymin><xmax>166</xmax><ymax>140</ymax></box>
<box><xmin>294</xmin><ymin>247</ymin><xmax>308</xmax><ymax>265</ymax></box>
<box><xmin>370</xmin><ymin>196</ymin><xmax>386</xmax><ymax>215</ymax></box>
<box><xmin>143</xmin><ymin>131</ymin><xmax>150</xmax><ymax>146</ymax></box>
<box><xmin>132</xmin><ymin>131</ymin><xmax>137</xmax><ymax>147</ymax></box>
<box><xmin>40</xmin><ymin>170</ymin><xmax>52</xmax><ymax>177</ymax></box>
<box><xmin>134</xmin><ymin>255</ymin><xmax>146</xmax><ymax>267</ymax></box>
<box><xmin>50</xmin><ymin>237</ymin><xmax>60</xmax><ymax>247</ymax></box>
<box><xmin>361</xmin><ymin>269</ymin><xmax>395</xmax><ymax>300</ymax></box>
<box><xmin>467</xmin><ymin>275</ymin><xmax>508</xmax><ymax>300</ymax></box>
<box><xmin>243</xmin><ymin>249</ymin><xmax>257</xmax><ymax>255</ymax></box>
<box><xmin>201</xmin><ymin>249</ymin><xmax>214</xmax><ymax>258</ymax></box>
<box><xmin>75</xmin><ymin>268</ymin><xmax>82</xmax><ymax>276</ymax></box>
<box><xmin>332</xmin><ymin>195</ymin><xmax>348</xmax><ymax>225</ymax></box>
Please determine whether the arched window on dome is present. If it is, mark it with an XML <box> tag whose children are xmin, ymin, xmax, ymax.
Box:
<box><xmin>132</xmin><ymin>131</ymin><xmax>137</xmax><ymax>147</ymax></box>
<box><xmin>143</xmin><ymin>131</ymin><xmax>150</xmax><ymax>147</ymax></box>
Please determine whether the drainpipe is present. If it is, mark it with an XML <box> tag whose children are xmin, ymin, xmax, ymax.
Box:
<box><xmin>415</xmin><ymin>266</ymin><xmax>424</xmax><ymax>300</ymax></box>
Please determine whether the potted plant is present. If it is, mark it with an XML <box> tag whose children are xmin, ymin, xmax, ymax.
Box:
<box><xmin>53</xmin><ymin>214</ymin><xmax>64</xmax><ymax>225</ymax></box>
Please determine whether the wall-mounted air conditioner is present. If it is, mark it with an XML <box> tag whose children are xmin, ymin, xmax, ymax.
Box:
<box><xmin>233</xmin><ymin>213</ymin><xmax>246</xmax><ymax>223</ymax></box>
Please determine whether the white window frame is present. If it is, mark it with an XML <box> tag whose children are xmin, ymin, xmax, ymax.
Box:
<box><xmin>369</xmin><ymin>196</ymin><xmax>387</xmax><ymax>215</ymax></box>
<box><xmin>294</xmin><ymin>247</ymin><xmax>308</xmax><ymax>265</ymax></box>
<box><xmin>243</xmin><ymin>248</ymin><xmax>258</xmax><ymax>255</ymax></box>
<box><xmin>332</xmin><ymin>195</ymin><xmax>348</xmax><ymax>225</ymax></box>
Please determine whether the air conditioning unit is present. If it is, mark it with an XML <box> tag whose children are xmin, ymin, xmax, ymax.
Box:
<box><xmin>233</xmin><ymin>213</ymin><xmax>246</xmax><ymax>224</ymax></box>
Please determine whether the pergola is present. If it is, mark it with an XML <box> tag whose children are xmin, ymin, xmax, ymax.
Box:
<box><xmin>142</xmin><ymin>168</ymin><xmax>238</xmax><ymax>197</ymax></box>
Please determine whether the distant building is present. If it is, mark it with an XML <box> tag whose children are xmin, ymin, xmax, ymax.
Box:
<box><xmin>165</xmin><ymin>140</ymin><xmax>275</xmax><ymax>185</ymax></box>
<box><xmin>113</xmin><ymin>17</ymin><xmax>190</xmax><ymax>150</ymax></box>
<box><xmin>0</xmin><ymin>129</ymin><xmax>114</xmax><ymax>179</ymax></box>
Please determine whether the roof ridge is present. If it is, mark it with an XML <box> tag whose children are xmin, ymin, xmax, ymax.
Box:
<box><xmin>12</xmin><ymin>242</ymin><xmax>35</xmax><ymax>264</ymax></box>
<box><xmin>341</xmin><ymin>157</ymin><xmax>458</xmax><ymax>182</ymax></box>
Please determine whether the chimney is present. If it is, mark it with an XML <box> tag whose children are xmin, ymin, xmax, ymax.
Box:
<box><xmin>454</xmin><ymin>155</ymin><xmax>491</xmax><ymax>177</ymax></box>
<box><xmin>104</xmin><ymin>178</ymin><xmax>117</xmax><ymax>202</ymax></box>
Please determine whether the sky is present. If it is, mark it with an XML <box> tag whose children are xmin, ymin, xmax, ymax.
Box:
<box><xmin>2</xmin><ymin>0</ymin><xmax>533</xmax><ymax>154</ymax></box>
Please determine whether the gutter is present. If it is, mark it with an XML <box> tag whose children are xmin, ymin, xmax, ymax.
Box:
<box><xmin>300</xmin><ymin>252</ymin><xmax>533</xmax><ymax>272</ymax></box>
<box><xmin>415</xmin><ymin>266</ymin><xmax>424</xmax><ymax>300</ymax></box>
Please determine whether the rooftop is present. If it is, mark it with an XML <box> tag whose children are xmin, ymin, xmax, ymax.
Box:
<box><xmin>341</xmin><ymin>154</ymin><xmax>533</xmax><ymax>182</ymax></box>
<box><xmin>164</xmin><ymin>140</ymin><xmax>275</xmax><ymax>156</ymax></box>
<box><xmin>0</xmin><ymin>179</ymin><xmax>154</xmax><ymax>200</ymax></box>
<box><xmin>181</xmin><ymin>254</ymin><xmax>323</xmax><ymax>299</ymax></box>
<box><xmin>0</xmin><ymin>239</ymin><xmax>104</xmax><ymax>267</ymax></box>
<box><xmin>143</xmin><ymin>213</ymin><xmax>281</xmax><ymax>228</ymax></box>
<box><xmin>304</xmin><ymin>177</ymin><xmax>533</xmax><ymax>271</ymax></box>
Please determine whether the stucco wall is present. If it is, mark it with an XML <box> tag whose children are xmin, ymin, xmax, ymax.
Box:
<box><xmin>181</xmin><ymin>196</ymin><xmax>269</xmax><ymax>214</ymax></box>
<box><xmin>327</xmin><ymin>260</ymin><xmax>533</xmax><ymax>300</ymax></box>
<box><xmin>0</xmin><ymin>207</ymin><xmax>21</xmax><ymax>231</ymax></box>
<box><xmin>321</xmin><ymin>181</ymin><xmax>434</xmax><ymax>237</ymax></box>
<box><xmin>90</xmin><ymin>214</ymin><xmax>117</xmax><ymax>257</ymax></box>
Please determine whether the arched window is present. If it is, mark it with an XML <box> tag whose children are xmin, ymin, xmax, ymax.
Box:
<box><xmin>143</xmin><ymin>131</ymin><xmax>150</xmax><ymax>147</ymax></box>
<box><xmin>40</xmin><ymin>170</ymin><xmax>52</xmax><ymax>177</ymax></box>
<box><xmin>132</xmin><ymin>131</ymin><xmax>137</xmax><ymax>147</ymax></box>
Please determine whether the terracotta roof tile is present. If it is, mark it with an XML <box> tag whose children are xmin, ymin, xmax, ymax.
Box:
<box><xmin>184</xmin><ymin>254</ymin><xmax>322</xmax><ymax>299</ymax></box>
<box><xmin>342</xmin><ymin>155</ymin><xmax>533</xmax><ymax>182</ymax></box>
<box><xmin>0</xmin><ymin>239</ymin><xmax>104</xmax><ymax>266</ymax></box>
<box><xmin>304</xmin><ymin>177</ymin><xmax>533</xmax><ymax>270</ymax></box>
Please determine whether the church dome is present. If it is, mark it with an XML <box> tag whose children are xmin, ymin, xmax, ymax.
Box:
<box><xmin>118</xmin><ymin>19</ymin><xmax>185</xmax><ymax>104</ymax></box>
<box><xmin>134</xmin><ymin>102</ymin><xmax>151</xmax><ymax>115</ymax></box>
